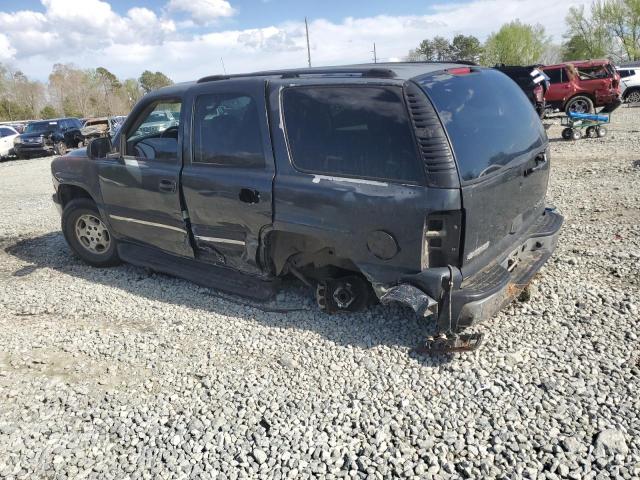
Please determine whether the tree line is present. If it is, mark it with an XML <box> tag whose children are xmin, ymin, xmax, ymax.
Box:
<box><xmin>0</xmin><ymin>65</ymin><xmax>173</xmax><ymax>122</ymax></box>
<box><xmin>408</xmin><ymin>0</ymin><xmax>640</xmax><ymax>66</ymax></box>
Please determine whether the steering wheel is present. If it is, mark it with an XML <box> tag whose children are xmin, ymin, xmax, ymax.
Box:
<box><xmin>160</xmin><ymin>125</ymin><xmax>178</xmax><ymax>138</ymax></box>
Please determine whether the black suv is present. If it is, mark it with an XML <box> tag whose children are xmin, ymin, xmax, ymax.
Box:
<box><xmin>494</xmin><ymin>65</ymin><xmax>549</xmax><ymax>118</ymax></box>
<box><xmin>51</xmin><ymin>63</ymin><xmax>562</xmax><ymax>351</ymax></box>
<box><xmin>15</xmin><ymin>117</ymin><xmax>83</xmax><ymax>159</ymax></box>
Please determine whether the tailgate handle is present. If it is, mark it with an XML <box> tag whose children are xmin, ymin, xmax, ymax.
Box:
<box><xmin>525</xmin><ymin>153</ymin><xmax>547</xmax><ymax>176</ymax></box>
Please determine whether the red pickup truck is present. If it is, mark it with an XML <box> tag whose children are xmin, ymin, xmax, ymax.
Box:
<box><xmin>542</xmin><ymin>60</ymin><xmax>621</xmax><ymax>114</ymax></box>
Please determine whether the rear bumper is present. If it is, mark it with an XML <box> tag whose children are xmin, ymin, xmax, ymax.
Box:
<box><xmin>381</xmin><ymin>209</ymin><xmax>563</xmax><ymax>330</ymax></box>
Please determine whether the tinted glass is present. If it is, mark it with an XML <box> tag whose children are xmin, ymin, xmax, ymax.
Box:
<box><xmin>25</xmin><ymin>121</ymin><xmax>57</xmax><ymax>134</ymax></box>
<box><xmin>126</xmin><ymin>102</ymin><xmax>181</xmax><ymax>161</ymax></box>
<box><xmin>0</xmin><ymin>127</ymin><xmax>15</xmax><ymax>137</ymax></box>
<box><xmin>283</xmin><ymin>86</ymin><xmax>423</xmax><ymax>183</ymax></box>
<box><xmin>545</xmin><ymin>68</ymin><xmax>563</xmax><ymax>84</ymax></box>
<box><xmin>618</xmin><ymin>69</ymin><xmax>632</xmax><ymax>78</ymax></box>
<box><xmin>420</xmin><ymin>68</ymin><xmax>546</xmax><ymax>182</ymax></box>
<box><xmin>193</xmin><ymin>94</ymin><xmax>264</xmax><ymax>168</ymax></box>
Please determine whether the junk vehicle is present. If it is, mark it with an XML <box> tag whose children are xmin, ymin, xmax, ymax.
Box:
<box><xmin>0</xmin><ymin>125</ymin><xmax>19</xmax><ymax>159</ymax></box>
<box><xmin>616</xmin><ymin>65</ymin><xmax>640</xmax><ymax>104</ymax></box>
<box><xmin>494</xmin><ymin>65</ymin><xmax>549</xmax><ymax>118</ymax></box>
<box><xmin>542</xmin><ymin>59</ymin><xmax>621</xmax><ymax>114</ymax></box>
<box><xmin>14</xmin><ymin>118</ymin><xmax>83</xmax><ymax>158</ymax></box>
<box><xmin>80</xmin><ymin>116</ymin><xmax>126</xmax><ymax>146</ymax></box>
<box><xmin>50</xmin><ymin>63</ymin><xmax>563</xmax><ymax>353</ymax></box>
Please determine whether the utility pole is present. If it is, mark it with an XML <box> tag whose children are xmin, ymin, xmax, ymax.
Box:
<box><xmin>305</xmin><ymin>17</ymin><xmax>312</xmax><ymax>68</ymax></box>
<box><xmin>372</xmin><ymin>42</ymin><xmax>377</xmax><ymax>63</ymax></box>
<box><xmin>220</xmin><ymin>57</ymin><xmax>227</xmax><ymax>75</ymax></box>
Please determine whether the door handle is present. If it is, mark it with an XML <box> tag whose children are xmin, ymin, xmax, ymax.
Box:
<box><xmin>524</xmin><ymin>154</ymin><xmax>547</xmax><ymax>176</ymax></box>
<box><xmin>159</xmin><ymin>179</ymin><xmax>176</xmax><ymax>193</ymax></box>
<box><xmin>239</xmin><ymin>188</ymin><xmax>260</xmax><ymax>204</ymax></box>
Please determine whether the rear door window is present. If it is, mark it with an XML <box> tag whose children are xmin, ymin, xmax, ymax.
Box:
<box><xmin>419</xmin><ymin>68</ymin><xmax>546</xmax><ymax>182</ymax></box>
<box><xmin>282</xmin><ymin>86</ymin><xmax>423</xmax><ymax>184</ymax></box>
<box><xmin>545</xmin><ymin>68</ymin><xmax>564</xmax><ymax>84</ymax></box>
<box><xmin>192</xmin><ymin>93</ymin><xmax>264</xmax><ymax>168</ymax></box>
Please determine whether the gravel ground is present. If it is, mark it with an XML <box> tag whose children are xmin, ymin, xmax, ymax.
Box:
<box><xmin>0</xmin><ymin>106</ymin><xmax>639</xmax><ymax>479</ymax></box>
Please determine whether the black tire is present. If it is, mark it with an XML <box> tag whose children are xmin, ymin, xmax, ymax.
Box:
<box><xmin>585</xmin><ymin>126</ymin><xmax>596</xmax><ymax>138</ymax></box>
<box><xmin>561</xmin><ymin>127</ymin><xmax>573</xmax><ymax>140</ymax></box>
<box><xmin>624</xmin><ymin>89</ymin><xmax>640</xmax><ymax>104</ymax></box>
<box><xmin>596</xmin><ymin>126</ymin><xmax>607</xmax><ymax>138</ymax></box>
<box><xmin>565</xmin><ymin>95</ymin><xmax>594</xmax><ymax>114</ymax></box>
<box><xmin>54</xmin><ymin>142</ymin><xmax>67</xmax><ymax>156</ymax></box>
<box><xmin>62</xmin><ymin>198</ymin><xmax>120</xmax><ymax>267</ymax></box>
<box><xmin>571</xmin><ymin>129</ymin><xmax>582</xmax><ymax>141</ymax></box>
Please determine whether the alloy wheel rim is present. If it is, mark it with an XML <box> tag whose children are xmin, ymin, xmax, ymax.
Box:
<box><xmin>627</xmin><ymin>91</ymin><xmax>640</xmax><ymax>103</ymax></box>
<box><xmin>570</xmin><ymin>99</ymin><xmax>589</xmax><ymax>113</ymax></box>
<box><xmin>75</xmin><ymin>214</ymin><xmax>111</xmax><ymax>254</ymax></box>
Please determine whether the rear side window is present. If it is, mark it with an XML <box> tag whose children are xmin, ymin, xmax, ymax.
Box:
<box><xmin>618</xmin><ymin>69</ymin><xmax>632</xmax><ymax>78</ymax></box>
<box><xmin>419</xmin><ymin>68</ymin><xmax>546</xmax><ymax>182</ymax></box>
<box><xmin>282</xmin><ymin>86</ymin><xmax>423</xmax><ymax>183</ymax></box>
<box><xmin>545</xmin><ymin>68</ymin><xmax>563</xmax><ymax>83</ymax></box>
<box><xmin>193</xmin><ymin>94</ymin><xmax>264</xmax><ymax>168</ymax></box>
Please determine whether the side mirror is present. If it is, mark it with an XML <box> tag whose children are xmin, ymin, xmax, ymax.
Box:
<box><xmin>87</xmin><ymin>137</ymin><xmax>112</xmax><ymax>159</ymax></box>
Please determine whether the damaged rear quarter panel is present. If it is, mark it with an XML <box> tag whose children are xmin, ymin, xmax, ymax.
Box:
<box><xmin>267</xmin><ymin>80</ymin><xmax>461</xmax><ymax>285</ymax></box>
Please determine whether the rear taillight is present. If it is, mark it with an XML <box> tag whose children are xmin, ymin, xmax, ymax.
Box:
<box><xmin>533</xmin><ymin>84</ymin><xmax>544</xmax><ymax>102</ymax></box>
<box><xmin>422</xmin><ymin>211</ymin><xmax>462</xmax><ymax>269</ymax></box>
<box><xmin>447</xmin><ymin>67</ymin><xmax>472</xmax><ymax>76</ymax></box>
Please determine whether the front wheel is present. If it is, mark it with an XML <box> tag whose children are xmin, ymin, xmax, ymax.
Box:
<box><xmin>561</xmin><ymin>127</ymin><xmax>573</xmax><ymax>140</ymax></box>
<box><xmin>62</xmin><ymin>198</ymin><xmax>120</xmax><ymax>267</ymax></box>
<box><xmin>596</xmin><ymin>126</ymin><xmax>607</xmax><ymax>138</ymax></box>
<box><xmin>54</xmin><ymin>142</ymin><xmax>67</xmax><ymax>156</ymax></box>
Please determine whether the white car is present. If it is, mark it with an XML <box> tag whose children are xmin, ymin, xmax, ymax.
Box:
<box><xmin>617</xmin><ymin>66</ymin><xmax>640</xmax><ymax>103</ymax></box>
<box><xmin>0</xmin><ymin>125</ymin><xmax>19</xmax><ymax>159</ymax></box>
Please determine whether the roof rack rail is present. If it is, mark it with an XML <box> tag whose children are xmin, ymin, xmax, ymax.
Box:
<box><xmin>196</xmin><ymin>67</ymin><xmax>397</xmax><ymax>83</ymax></box>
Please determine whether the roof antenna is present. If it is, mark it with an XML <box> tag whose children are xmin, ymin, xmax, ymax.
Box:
<box><xmin>220</xmin><ymin>57</ymin><xmax>227</xmax><ymax>75</ymax></box>
<box><xmin>305</xmin><ymin>17</ymin><xmax>312</xmax><ymax>68</ymax></box>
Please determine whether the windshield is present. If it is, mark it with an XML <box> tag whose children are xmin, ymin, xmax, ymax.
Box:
<box><xmin>25</xmin><ymin>121</ymin><xmax>57</xmax><ymax>134</ymax></box>
<box><xmin>147</xmin><ymin>111</ymin><xmax>171</xmax><ymax>123</ymax></box>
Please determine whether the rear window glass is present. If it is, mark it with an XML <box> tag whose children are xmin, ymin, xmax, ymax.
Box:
<box><xmin>544</xmin><ymin>68</ymin><xmax>563</xmax><ymax>84</ymax></box>
<box><xmin>282</xmin><ymin>86</ymin><xmax>423</xmax><ymax>183</ymax></box>
<box><xmin>419</xmin><ymin>68</ymin><xmax>546</xmax><ymax>182</ymax></box>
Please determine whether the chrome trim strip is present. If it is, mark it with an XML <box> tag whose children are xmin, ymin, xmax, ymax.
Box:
<box><xmin>196</xmin><ymin>235</ymin><xmax>245</xmax><ymax>246</ymax></box>
<box><xmin>109</xmin><ymin>215</ymin><xmax>187</xmax><ymax>234</ymax></box>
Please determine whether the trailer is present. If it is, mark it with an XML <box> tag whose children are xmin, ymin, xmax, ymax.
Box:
<box><xmin>561</xmin><ymin>111</ymin><xmax>610</xmax><ymax>140</ymax></box>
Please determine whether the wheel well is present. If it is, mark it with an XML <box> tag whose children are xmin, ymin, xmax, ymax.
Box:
<box><xmin>58</xmin><ymin>184</ymin><xmax>94</xmax><ymax>208</ymax></box>
<box><xmin>565</xmin><ymin>93</ymin><xmax>595</xmax><ymax>108</ymax></box>
<box><xmin>265</xmin><ymin>230</ymin><xmax>360</xmax><ymax>280</ymax></box>
<box><xmin>624</xmin><ymin>87</ymin><xmax>640</xmax><ymax>98</ymax></box>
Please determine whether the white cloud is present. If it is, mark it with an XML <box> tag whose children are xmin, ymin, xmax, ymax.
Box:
<box><xmin>166</xmin><ymin>0</ymin><xmax>235</xmax><ymax>25</ymax></box>
<box><xmin>0</xmin><ymin>0</ymin><xmax>594</xmax><ymax>81</ymax></box>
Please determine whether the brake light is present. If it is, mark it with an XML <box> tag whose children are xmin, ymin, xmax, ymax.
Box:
<box><xmin>447</xmin><ymin>67</ymin><xmax>472</xmax><ymax>75</ymax></box>
<box><xmin>533</xmin><ymin>84</ymin><xmax>544</xmax><ymax>102</ymax></box>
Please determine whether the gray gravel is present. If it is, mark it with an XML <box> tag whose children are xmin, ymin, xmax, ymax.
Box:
<box><xmin>0</xmin><ymin>106</ymin><xmax>639</xmax><ymax>479</ymax></box>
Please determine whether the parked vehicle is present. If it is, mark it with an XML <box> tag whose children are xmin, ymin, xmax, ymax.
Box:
<box><xmin>494</xmin><ymin>65</ymin><xmax>549</xmax><ymax>118</ymax></box>
<box><xmin>80</xmin><ymin>116</ymin><xmax>126</xmax><ymax>145</ymax></box>
<box><xmin>51</xmin><ymin>63</ymin><xmax>563</xmax><ymax>352</ymax></box>
<box><xmin>542</xmin><ymin>59</ymin><xmax>621</xmax><ymax>114</ymax></box>
<box><xmin>0</xmin><ymin>125</ymin><xmax>19</xmax><ymax>159</ymax></box>
<box><xmin>616</xmin><ymin>66</ymin><xmax>640</xmax><ymax>104</ymax></box>
<box><xmin>14</xmin><ymin>118</ymin><xmax>83</xmax><ymax>159</ymax></box>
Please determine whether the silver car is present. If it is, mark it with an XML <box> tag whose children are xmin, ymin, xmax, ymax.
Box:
<box><xmin>617</xmin><ymin>66</ymin><xmax>640</xmax><ymax>103</ymax></box>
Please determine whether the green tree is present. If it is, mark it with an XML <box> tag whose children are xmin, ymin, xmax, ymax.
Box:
<box><xmin>450</xmin><ymin>34</ymin><xmax>484</xmax><ymax>62</ymax></box>
<box><xmin>139</xmin><ymin>70</ymin><xmax>173</xmax><ymax>94</ymax></box>
<box><xmin>482</xmin><ymin>20</ymin><xmax>550</xmax><ymax>65</ymax></box>
<box><xmin>600</xmin><ymin>0</ymin><xmax>640</xmax><ymax>61</ymax></box>
<box><xmin>122</xmin><ymin>78</ymin><xmax>143</xmax><ymax>109</ymax></box>
<box><xmin>563</xmin><ymin>5</ymin><xmax>610</xmax><ymax>60</ymax></box>
<box><xmin>40</xmin><ymin>105</ymin><xmax>57</xmax><ymax>119</ymax></box>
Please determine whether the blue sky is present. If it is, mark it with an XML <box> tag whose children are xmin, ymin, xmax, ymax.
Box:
<box><xmin>0</xmin><ymin>0</ymin><xmax>591</xmax><ymax>81</ymax></box>
<box><xmin>2</xmin><ymin>0</ymin><xmax>468</xmax><ymax>31</ymax></box>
